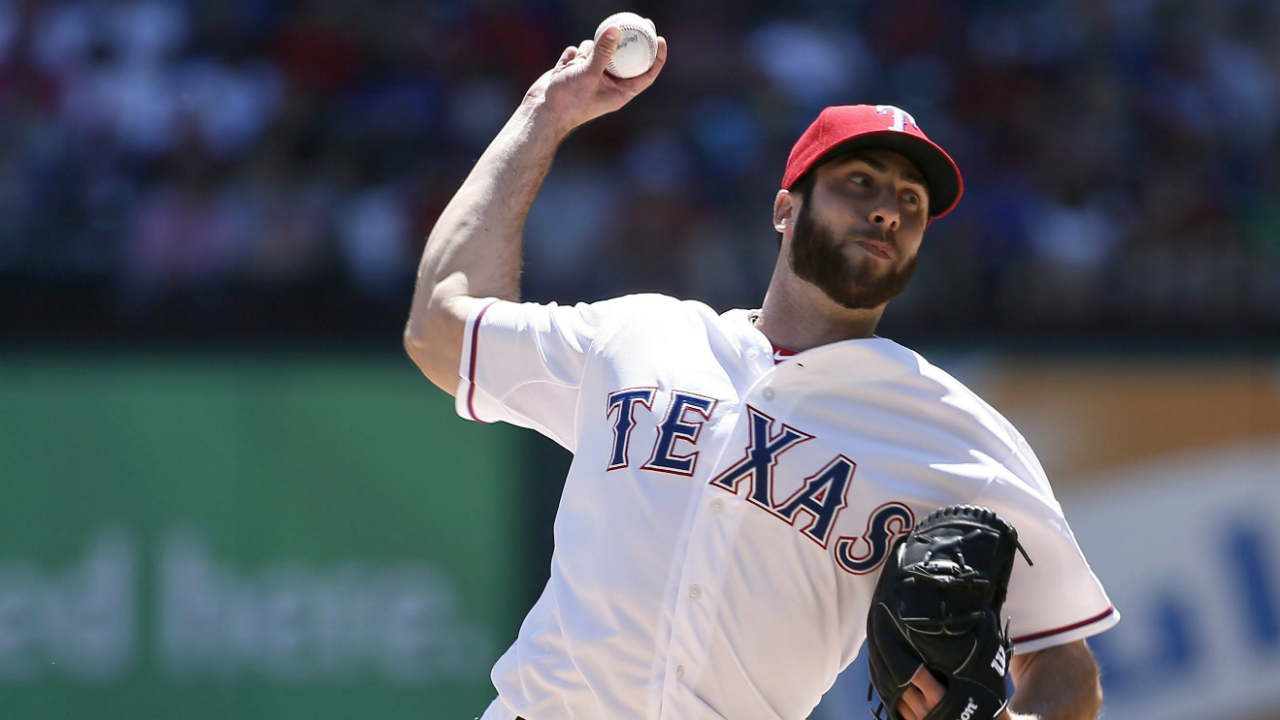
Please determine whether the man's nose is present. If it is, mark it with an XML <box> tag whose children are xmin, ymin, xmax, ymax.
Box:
<box><xmin>870</xmin><ymin>196</ymin><xmax>901</xmax><ymax>231</ymax></box>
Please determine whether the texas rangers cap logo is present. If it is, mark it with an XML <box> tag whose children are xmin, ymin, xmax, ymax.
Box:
<box><xmin>875</xmin><ymin>105</ymin><xmax>919</xmax><ymax>133</ymax></box>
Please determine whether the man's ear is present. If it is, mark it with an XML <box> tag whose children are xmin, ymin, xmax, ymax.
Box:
<box><xmin>774</xmin><ymin>189</ymin><xmax>797</xmax><ymax>232</ymax></box>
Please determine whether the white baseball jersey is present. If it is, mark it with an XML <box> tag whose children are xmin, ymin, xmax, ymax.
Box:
<box><xmin>458</xmin><ymin>294</ymin><xmax>1118</xmax><ymax>720</ymax></box>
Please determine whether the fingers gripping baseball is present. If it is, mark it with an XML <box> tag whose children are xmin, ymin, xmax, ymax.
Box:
<box><xmin>585</xmin><ymin>31</ymin><xmax>617</xmax><ymax>75</ymax></box>
<box><xmin>525</xmin><ymin>26</ymin><xmax>667</xmax><ymax>135</ymax></box>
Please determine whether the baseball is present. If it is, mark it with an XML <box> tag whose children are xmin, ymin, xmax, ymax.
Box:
<box><xmin>594</xmin><ymin>12</ymin><xmax>658</xmax><ymax>79</ymax></box>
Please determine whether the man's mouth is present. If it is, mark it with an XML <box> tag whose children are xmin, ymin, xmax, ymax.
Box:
<box><xmin>855</xmin><ymin>240</ymin><xmax>892</xmax><ymax>259</ymax></box>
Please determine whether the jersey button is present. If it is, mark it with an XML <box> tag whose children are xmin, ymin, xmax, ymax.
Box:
<box><xmin>689</xmin><ymin>584</ymin><xmax>702</xmax><ymax>599</ymax></box>
<box><xmin>746</xmin><ymin>348</ymin><xmax>759</xmax><ymax>360</ymax></box>
<box><xmin>710</xmin><ymin>498</ymin><xmax>724</xmax><ymax>513</ymax></box>
<box><xmin>676</xmin><ymin>665</ymin><xmax>685</xmax><ymax>679</ymax></box>
<box><xmin>762</xmin><ymin>387</ymin><xmax>776</xmax><ymax>401</ymax></box>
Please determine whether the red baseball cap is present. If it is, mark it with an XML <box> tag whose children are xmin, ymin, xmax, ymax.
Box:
<box><xmin>782</xmin><ymin>105</ymin><xmax>963</xmax><ymax>219</ymax></box>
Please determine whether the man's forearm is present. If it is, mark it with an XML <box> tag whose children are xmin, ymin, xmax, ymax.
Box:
<box><xmin>1006</xmin><ymin>642</ymin><xmax>1103</xmax><ymax>720</ymax></box>
<box><xmin>410</xmin><ymin>100</ymin><xmax>566</xmax><ymax>319</ymax></box>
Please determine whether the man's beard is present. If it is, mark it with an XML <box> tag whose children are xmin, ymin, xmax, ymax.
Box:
<box><xmin>788</xmin><ymin>201</ymin><xmax>919</xmax><ymax>311</ymax></box>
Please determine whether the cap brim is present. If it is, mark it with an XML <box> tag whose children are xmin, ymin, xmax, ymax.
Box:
<box><xmin>807</xmin><ymin>132</ymin><xmax>963</xmax><ymax>219</ymax></box>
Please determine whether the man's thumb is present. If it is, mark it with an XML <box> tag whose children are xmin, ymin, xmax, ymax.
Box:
<box><xmin>589</xmin><ymin>27</ymin><xmax>620</xmax><ymax>72</ymax></box>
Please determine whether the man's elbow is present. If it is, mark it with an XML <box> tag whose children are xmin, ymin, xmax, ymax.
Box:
<box><xmin>404</xmin><ymin>325</ymin><xmax>455</xmax><ymax>396</ymax></box>
<box><xmin>403</xmin><ymin>297</ymin><xmax>470</xmax><ymax>396</ymax></box>
<box><xmin>402</xmin><ymin>326</ymin><xmax>436</xmax><ymax>381</ymax></box>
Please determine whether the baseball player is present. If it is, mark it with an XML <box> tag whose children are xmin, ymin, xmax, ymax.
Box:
<box><xmin>405</xmin><ymin>28</ymin><xmax>1118</xmax><ymax>720</ymax></box>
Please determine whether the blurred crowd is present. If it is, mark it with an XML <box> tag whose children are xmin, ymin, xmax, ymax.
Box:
<box><xmin>2</xmin><ymin>0</ymin><xmax>1279</xmax><ymax>341</ymax></box>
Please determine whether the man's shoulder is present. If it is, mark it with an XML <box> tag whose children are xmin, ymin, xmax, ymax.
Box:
<box><xmin>906</xmin><ymin>349</ymin><xmax>1053</xmax><ymax>490</ymax></box>
<box><xmin>575</xmin><ymin>293</ymin><xmax>741</xmax><ymax>333</ymax></box>
<box><xmin>883</xmin><ymin>347</ymin><xmax>1027</xmax><ymax>444</ymax></box>
<box><xmin>587</xmin><ymin>292</ymin><xmax>709</xmax><ymax>314</ymax></box>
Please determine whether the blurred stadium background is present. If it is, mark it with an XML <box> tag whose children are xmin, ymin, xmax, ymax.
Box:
<box><xmin>0</xmin><ymin>0</ymin><xmax>1277</xmax><ymax>718</ymax></box>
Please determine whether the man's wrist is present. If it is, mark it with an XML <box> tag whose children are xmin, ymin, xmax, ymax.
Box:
<box><xmin>516</xmin><ymin>98</ymin><xmax>575</xmax><ymax>144</ymax></box>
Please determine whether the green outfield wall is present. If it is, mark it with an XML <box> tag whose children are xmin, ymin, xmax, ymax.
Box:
<box><xmin>0</xmin><ymin>355</ymin><xmax>522</xmax><ymax>719</ymax></box>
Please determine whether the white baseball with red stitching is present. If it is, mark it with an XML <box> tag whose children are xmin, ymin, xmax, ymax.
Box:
<box><xmin>594</xmin><ymin>13</ymin><xmax>658</xmax><ymax>79</ymax></box>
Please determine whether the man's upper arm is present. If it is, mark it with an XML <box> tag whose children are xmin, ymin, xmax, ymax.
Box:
<box><xmin>1009</xmin><ymin>640</ymin><xmax>1095</xmax><ymax>688</ymax></box>
<box><xmin>1008</xmin><ymin>639</ymin><xmax>1103</xmax><ymax>720</ymax></box>
<box><xmin>973</xmin><ymin>465</ymin><xmax>1119</xmax><ymax>652</ymax></box>
<box><xmin>437</xmin><ymin>295</ymin><xmax>647</xmax><ymax>450</ymax></box>
<box><xmin>409</xmin><ymin>292</ymin><xmax>693</xmax><ymax>450</ymax></box>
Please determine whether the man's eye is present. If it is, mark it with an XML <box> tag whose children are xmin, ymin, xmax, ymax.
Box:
<box><xmin>852</xmin><ymin>175</ymin><xmax>871</xmax><ymax>187</ymax></box>
<box><xmin>902</xmin><ymin>191</ymin><xmax>920</xmax><ymax>205</ymax></box>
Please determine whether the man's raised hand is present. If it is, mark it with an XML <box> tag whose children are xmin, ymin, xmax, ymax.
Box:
<box><xmin>523</xmin><ymin>27</ymin><xmax>668</xmax><ymax>137</ymax></box>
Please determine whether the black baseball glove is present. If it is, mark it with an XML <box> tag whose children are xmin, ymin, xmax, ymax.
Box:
<box><xmin>866</xmin><ymin>505</ymin><xmax>1032</xmax><ymax>720</ymax></box>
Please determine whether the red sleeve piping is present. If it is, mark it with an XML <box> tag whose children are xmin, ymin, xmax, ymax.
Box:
<box><xmin>465</xmin><ymin>300</ymin><xmax>500</xmax><ymax>424</ymax></box>
<box><xmin>1011</xmin><ymin>604</ymin><xmax>1116</xmax><ymax>644</ymax></box>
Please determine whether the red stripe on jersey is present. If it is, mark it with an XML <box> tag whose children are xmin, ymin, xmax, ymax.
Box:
<box><xmin>466</xmin><ymin>300</ymin><xmax>499</xmax><ymax>424</ymax></box>
<box><xmin>1011</xmin><ymin>604</ymin><xmax>1116</xmax><ymax>644</ymax></box>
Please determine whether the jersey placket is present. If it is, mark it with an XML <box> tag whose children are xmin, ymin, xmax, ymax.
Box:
<box><xmin>658</xmin><ymin>350</ymin><xmax>797</xmax><ymax>718</ymax></box>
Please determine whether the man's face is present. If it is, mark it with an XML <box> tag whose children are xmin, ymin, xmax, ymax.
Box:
<box><xmin>787</xmin><ymin>148</ymin><xmax>930</xmax><ymax>311</ymax></box>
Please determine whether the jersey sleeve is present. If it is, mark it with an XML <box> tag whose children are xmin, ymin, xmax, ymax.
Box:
<box><xmin>455</xmin><ymin>297</ymin><xmax>614</xmax><ymax>450</ymax></box>
<box><xmin>973</xmin><ymin>443</ymin><xmax>1120</xmax><ymax>654</ymax></box>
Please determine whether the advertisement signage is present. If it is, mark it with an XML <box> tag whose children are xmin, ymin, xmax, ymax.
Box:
<box><xmin>0</xmin><ymin>356</ymin><xmax>520</xmax><ymax>719</ymax></box>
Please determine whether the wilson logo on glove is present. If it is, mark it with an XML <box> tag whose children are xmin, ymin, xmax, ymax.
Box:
<box><xmin>991</xmin><ymin>646</ymin><xmax>1007</xmax><ymax>677</ymax></box>
<box><xmin>959</xmin><ymin>698</ymin><xmax>979</xmax><ymax>720</ymax></box>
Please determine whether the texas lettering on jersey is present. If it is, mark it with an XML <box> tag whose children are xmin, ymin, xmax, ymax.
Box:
<box><xmin>606</xmin><ymin>388</ymin><xmax>915</xmax><ymax>574</ymax></box>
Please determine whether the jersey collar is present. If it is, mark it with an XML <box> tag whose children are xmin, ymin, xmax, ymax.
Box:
<box><xmin>770</xmin><ymin>343</ymin><xmax>798</xmax><ymax>364</ymax></box>
<box><xmin>746</xmin><ymin>311</ymin><xmax>800</xmax><ymax>364</ymax></box>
